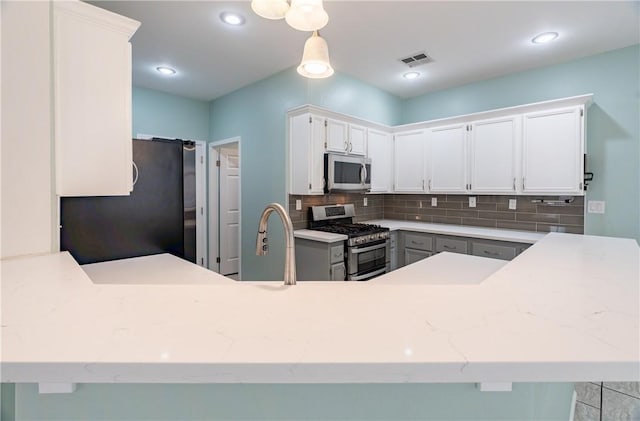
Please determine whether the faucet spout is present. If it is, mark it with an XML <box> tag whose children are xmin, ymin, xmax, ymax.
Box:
<box><xmin>255</xmin><ymin>203</ymin><xmax>297</xmax><ymax>285</ymax></box>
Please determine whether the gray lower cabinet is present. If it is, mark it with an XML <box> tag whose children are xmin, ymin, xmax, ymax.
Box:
<box><xmin>295</xmin><ymin>238</ymin><xmax>346</xmax><ymax>281</ymax></box>
<box><xmin>399</xmin><ymin>231</ymin><xmax>434</xmax><ymax>267</ymax></box>
<box><xmin>435</xmin><ymin>236</ymin><xmax>468</xmax><ymax>254</ymax></box>
<box><xmin>397</xmin><ymin>230</ymin><xmax>534</xmax><ymax>267</ymax></box>
<box><xmin>404</xmin><ymin>248</ymin><xmax>432</xmax><ymax>265</ymax></box>
<box><xmin>470</xmin><ymin>239</ymin><xmax>530</xmax><ymax>260</ymax></box>
<box><xmin>389</xmin><ymin>232</ymin><xmax>398</xmax><ymax>271</ymax></box>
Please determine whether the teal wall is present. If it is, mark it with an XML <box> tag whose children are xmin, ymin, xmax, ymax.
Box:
<box><xmin>13</xmin><ymin>382</ymin><xmax>573</xmax><ymax>420</ymax></box>
<box><xmin>132</xmin><ymin>86</ymin><xmax>210</xmax><ymax>141</ymax></box>
<box><xmin>401</xmin><ymin>45</ymin><xmax>640</xmax><ymax>241</ymax></box>
<box><xmin>210</xmin><ymin>68</ymin><xmax>402</xmax><ymax>281</ymax></box>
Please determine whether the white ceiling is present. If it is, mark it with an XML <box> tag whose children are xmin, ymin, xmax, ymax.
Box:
<box><xmin>90</xmin><ymin>1</ymin><xmax>640</xmax><ymax>102</ymax></box>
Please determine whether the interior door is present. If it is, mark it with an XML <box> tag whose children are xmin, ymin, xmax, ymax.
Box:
<box><xmin>219</xmin><ymin>143</ymin><xmax>240</xmax><ymax>275</ymax></box>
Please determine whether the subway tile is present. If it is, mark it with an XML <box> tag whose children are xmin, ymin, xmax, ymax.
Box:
<box><xmin>384</xmin><ymin>213</ymin><xmax>406</xmax><ymax>221</ymax></box>
<box><xmin>419</xmin><ymin>208</ymin><xmax>448</xmax><ymax>217</ymax></box>
<box><xmin>574</xmin><ymin>402</ymin><xmax>600</xmax><ymax>421</ymax></box>
<box><xmin>602</xmin><ymin>388</ymin><xmax>640</xmax><ymax>420</ymax></box>
<box><xmin>516</xmin><ymin>213</ymin><xmax>560</xmax><ymax>223</ymax></box>
<box><xmin>440</xmin><ymin>201</ymin><xmax>463</xmax><ymax>210</ymax></box>
<box><xmin>432</xmin><ymin>216</ymin><xmax>462</xmax><ymax>225</ymax></box>
<box><xmin>536</xmin><ymin>224</ymin><xmax>584</xmax><ymax>234</ymax></box>
<box><xmin>575</xmin><ymin>382</ymin><xmax>602</xmax><ymax>408</ymax></box>
<box><xmin>444</xmin><ymin>195</ymin><xmax>467</xmax><ymax>202</ymax></box>
<box><xmin>496</xmin><ymin>220</ymin><xmax>537</xmax><ymax>231</ymax></box>
<box><xmin>476</xmin><ymin>195</ymin><xmax>502</xmax><ymax>203</ymax></box>
<box><xmin>447</xmin><ymin>209</ymin><xmax>479</xmax><ymax>218</ymax></box>
<box><xmin>406</xmin><ymin>214</ymin><xmax>431</xmax><ymax>222</ymax></box>
<box><xmin>559</xmin><ymin>215</ymin><xmax>585</xmax><ymax>226</ymax></box>
<box><xmin>604</xmin><ymin>382</ymin><xmax>640</xmax><ymax>399</ymax></box>
<box><xmin>462</xmin><ymin>202</ymin><xmax>497</xmax><ymax>211</ymax></box>
<box><xmin>461</xmin><ymin>218</ymin><xmax>497</xmax><ymax>228</ymax></box>
<box><xmin>497</xmin><ymin>201</ymin><xmax>538</xmax><ymax>213</ymax></box>
<box><xmin>478</xmin><ymin>211</ymin><xmax>516</xmax><ymax>221</ymax></box>
<box><xmin>537</xmin><ymin>204</ymin><xmax>584</xmax><ymax>215</ymax></box>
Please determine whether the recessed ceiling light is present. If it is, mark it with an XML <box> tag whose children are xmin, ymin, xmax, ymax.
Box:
<box><xmin>403</xmin><ymin>71</ymin><xmax>420</xmax><ymax>80</ymax></box>
<box><xmin>220</xmin><ymin>12</ymin><xmax>245</xmax><ymax>26</ymax></box>
<box><xmin>532</xmin><ymin>32</ymin><xmax>559</xmax><ymax>44</ymax></box>
<box><xmin>156</xmin><ymin>66</ymin><xmax>176</xmax><ymax>76</ymax></box>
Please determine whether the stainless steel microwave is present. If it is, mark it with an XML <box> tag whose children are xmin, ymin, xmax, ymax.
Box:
<box><xmin>324</xmin><ymin>153</ymin><xmax>371</xmax><ymax>193</ymax></box>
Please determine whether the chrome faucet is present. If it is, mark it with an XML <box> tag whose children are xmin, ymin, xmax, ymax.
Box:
<box><xmin>256</xmin><ymin>203</ymin><xmax>296</xmax><ymax>285</ymax></box>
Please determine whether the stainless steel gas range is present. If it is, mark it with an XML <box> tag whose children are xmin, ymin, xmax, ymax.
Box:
<box><xmin>309</xmin><ymin>204</ymin><xmax>390</xmax><ymax>281</ymax></box>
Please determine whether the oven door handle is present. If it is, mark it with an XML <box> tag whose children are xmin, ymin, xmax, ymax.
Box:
<box><xmin>350</xmin><ymin>267</ymin><xmax>387</xmax><ymax>281</ymax></box>
<box><xmin>350</xmin><ymin>242</ymin><xmax>387</xmax><ymax>254</ymax></box>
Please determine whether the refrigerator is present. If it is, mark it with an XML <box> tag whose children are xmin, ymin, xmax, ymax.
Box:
<box><xmin>60</xmin><ymin>138</ymin><xmax>197</xmax><ymax>265</ymax></box>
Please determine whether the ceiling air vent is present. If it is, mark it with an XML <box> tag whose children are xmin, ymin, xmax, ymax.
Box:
<box><xmin>399</xmin><ymin>52</ymin><xmax>434</xmax><ymax>68</ymax></box>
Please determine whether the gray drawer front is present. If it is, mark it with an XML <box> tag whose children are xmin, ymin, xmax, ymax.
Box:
<box><xmin>330</xmin><ymin>244</ymin><xmax>344</xmax><ymax>264</ymax></box>
<box><xmin>435</xmin><ymin>236</ymin><xmax>468</xmax><ymax>254</ymax></box>
<box><xmin>404</xmin><ymin>233</ymin><xmax>433</xmax><ymax>251</ymax></box>
<box><xmin>471</xmin><ymin>242</ymin><xmax>517</xmax><ymax>260</ymax></box>
<box><xmin>404</xmin><ymin>248</ymin><xmax>432</xmax><ymax>265</ymax></box>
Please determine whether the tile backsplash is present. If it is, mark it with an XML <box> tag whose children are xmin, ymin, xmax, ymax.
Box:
<box><xmin>289</xmin><ymin>193</ymin><xmax>384</xmax><ymax>230</ymax></box>
<box><xmin>289</xmin><ymin>193</ymin><xmax>584</xmax><ymax>233</ymax></box>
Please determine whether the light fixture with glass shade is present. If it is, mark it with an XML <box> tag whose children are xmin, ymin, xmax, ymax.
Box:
<box><xmin>252</xmin><ymin>0</ymin><xmax>333</xmax><ymax>79</ymax></box>
<box><xmin>285</xmin><ymin>0</ymin><xmax>328</xmax><ymax>31</ymax></box>
<box><xmin>251</xmin><ymin>0</ymin><xmax>289</xmax><ymax>20</ymax></box>
<box><xmin>297</xmin><ymin>31</ymin><xmax>334</xmax><ymax>79</ymax></box>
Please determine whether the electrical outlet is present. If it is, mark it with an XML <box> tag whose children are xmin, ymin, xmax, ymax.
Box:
<box><xmin>363</xmin><ymin>197</ymin><xmax>368</xmax><ymax>207</ymax></box>
<box><xmin>419</xmin><ymin>200</ymin><xmax>423</xmax><ymax>208</ymax></box>
<box><xmin>508</xmin><ymin>199</ymin><xmax>517</xmax><ymax>210</ymax></box>
<box><xmin>295</xmin><ymin>199</ymin><xmax>302</xmax><ymax>211</ymax></box>
<box><xmin>587</xmin><ymin>200</ymin><xmax>605</xmax><ymax>214</ymax></box>
<box><xmin>469</xmin><ymin>197</ymin><xmax>477</xmax><ymax>208</ymax></box>
<box><xmin>431</xmin><ymin>197</ymin><xmax>437</xmax><ymax>207</ymax></box>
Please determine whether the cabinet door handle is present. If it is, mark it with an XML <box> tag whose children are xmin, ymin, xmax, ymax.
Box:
<box><xmin>428</xmin><ymin>179</ymin><xmax>432</xmax><ymax>190</ymax></box>
<box><xmin>483</xmin><ymin>250</ymin><xmax>499</xmax><ymax>257</ymax></box>
<box><xmin>349</xmin><ymin>143</ymin><xmax>353</xmax><ymax>153</ymax></box>
<box><xmin>410</xmin><ymin>240</ymin><xmax>423</xmax><ymax>246</ymax></box>
<box><xmin>513</xmin><ymin>177</ymin><xmax>516</xmax><ymax>191</ymax></box>
<box><xmin>522</xmin><ymin>177</ymin><xmax>526</xmax><ymax>191</ymax></box>
<box><xmin>344</xmin><ymin>141</ymin><xmax>349</xmax><ymax>151</ymax></box>
<box><xmin>443</xmin><ymin>245</ymin><xmax>456</xmax><ymax>250</ymax></box>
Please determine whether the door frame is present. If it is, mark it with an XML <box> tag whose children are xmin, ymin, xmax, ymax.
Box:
<box><xmin>136</xmin><ymin>134</ymin><xmax>208</xmax><ymax>267</ymax></box>
<box><xmin>208</xmin><ymin>136</ymin><xmax>241</xmax><ymax>278</ymax></box>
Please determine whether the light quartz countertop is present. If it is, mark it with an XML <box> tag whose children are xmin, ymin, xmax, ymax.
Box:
<box><xmin>294</xmin><ymin>229</ymin><xmax>347</xmax><ymax>243</ymax></box>
<box><xmin>1</xmin><ymin>233</ymin><xmax>638</xmax><ymax>384</ymax></box>
<box><xmin>364</xmin><ymin>220</ymin><xmax>546</xmax><ymax>243</ymax></box>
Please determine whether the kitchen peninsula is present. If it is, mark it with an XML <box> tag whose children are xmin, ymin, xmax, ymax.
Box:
<box><xmin>2</xmin><ymin>232</ymin><xmax>638</xmax><ymax>387</ymax></box>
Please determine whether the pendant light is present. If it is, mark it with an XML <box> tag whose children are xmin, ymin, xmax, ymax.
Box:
<box><xmin>297</xmin><ymin>31</ymin><xmax>334</xmax><ymax>79</ymax></box>
<box><xmin>251</xmin><ymin>0</ymin><xmax>289</xmax><ymax>20</ymax></box>
<box><xmin>285</xmin><ymin>0</ymin><xmax>328</xmax><ymax>31</ymax></box>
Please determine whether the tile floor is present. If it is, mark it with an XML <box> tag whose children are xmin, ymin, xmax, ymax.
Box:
<box><xmin>575</xmin><ymin>382</ymin><xmax>640</xmax><ymax>420</ymax></box>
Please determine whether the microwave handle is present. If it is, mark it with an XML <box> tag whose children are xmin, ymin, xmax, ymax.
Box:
<box><xmin>360</xmin><ymin>163</ymin><xmax>367</xmax><ymax>185</ymax></box>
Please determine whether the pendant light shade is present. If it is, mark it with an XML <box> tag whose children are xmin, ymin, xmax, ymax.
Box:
<box><xmin>297</xmin><ymin>31</ymin><xmax>334</xmax><ymax>79</ymax></box>
<box><xmin>285</xmin><ymin>0</ymin><xmax>329</xmax><ymax>31</ymax></box>
<box><xmin>251</xmin><ymin>0</ymin><xmax>289</xmax><ymax>20</ymax></box>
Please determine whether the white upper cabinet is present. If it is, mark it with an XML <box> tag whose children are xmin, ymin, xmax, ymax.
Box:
<box><xmin>53</xmin><ymin>1</ymin><xmax>140</xmax><ymax>196</ymax></box>
<box><xmin>348</xmin><ymin>124</ymin><xmax>367</xmax><ymax>155</ymax></box>
<box><xmin>470</xmin><ymin>116</ymin><xmax>519</xmax><ymax>193</ymax></box>
<box><xmin>289</xmin><ymin>113</ymin><xmax>327</xmax><ymax>195</ymax></box>
<box><xmin>326</xmin><ymin>119</ymin><xmax>367</xmax><ymax>155</ymax></box>
<box><xmin>326</xmin><ymin>118</ymin><xmax>349</xmax><ymax>153</ymax></box>
<box><xmin>427</xmin><ymin>124</ymin><xmax>468</xmax><ymax>193</ymax></box>
<box><xmin>394</xmin><ymin>130</ymin><xmax>427</xmax><ymax>192</ymax></box>
<box><xmin>367</xmin><ymin>129</ymin><xmax>393</xmax><ymax>193</ymax></box>
<box><xmin>522</xmin><ymin>107</ymin><xmax>584</xmax><ymax>195</ymax></box>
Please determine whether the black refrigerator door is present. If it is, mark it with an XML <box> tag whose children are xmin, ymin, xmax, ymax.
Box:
<box><xmin>61</xmin><ymin>139</ymin><xmax>184</xmax><ymax>264</ymax></box>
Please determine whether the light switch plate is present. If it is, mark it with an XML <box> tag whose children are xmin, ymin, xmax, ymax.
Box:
<box><xmin>431</xmin><ymin>197</ymin><xmax>437</xmax><ymax>207</ymax></box>
<box><xmin>295</xmin><ymin>199</ymin><xmax>302</xmax><ymax>211</ymax></box>
<box><xmin>363</xmin><ymin>197</ymin><xmax>368</xmax><ymax>207</ymax></box>
<box><xmin>587</xmin><ymin>200</ymin><xmax>605</xmax><ymax>214</ymax></box>
<box><xmin>469</xmin><ymin>197</ymin><xmax>477</xmax><ymax>208</ymax></box>
<box><xmin>508</xmin><ymin>199</ymin><xmax>517</xmax><ymax>210</ymax></box>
